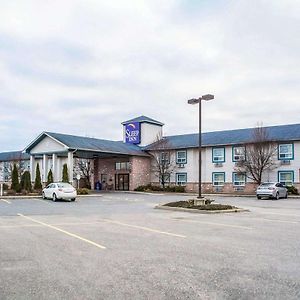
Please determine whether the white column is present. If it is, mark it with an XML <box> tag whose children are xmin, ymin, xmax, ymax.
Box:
<box><xmin>68</xmin><ymin>151</ymin><xmax>74</xmax><ymax>184</ymax></box>
<box><xmin>30</xmin><ymin>155</ymin><xmax>35</xmax><ymax>182</ymax></box>
<box><xmin>52</xmin><ymin>154</ymin><xmax>57</xmax><ymax>182</ymax></box>
<box><xmin>43</xmin><ymin>154</ymin><xmax>48</xmax><ymax>183</ymax></box>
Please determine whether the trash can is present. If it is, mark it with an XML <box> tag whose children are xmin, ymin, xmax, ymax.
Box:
<box><xmin>95</xmin><ymin>181</ymin><xmax>101</xmax><ymax>191</ymax></box>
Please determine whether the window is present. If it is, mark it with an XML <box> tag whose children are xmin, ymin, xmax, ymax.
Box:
<box><xmin>115</xmin><ymin>162</ymin><xmax>130</xmax><ymax>170</ymax></box>
<box><xmin>176</xmin><ymin>150</ymin><xmax>187</xmax><ymax>164</ymax></box>
<box><xmin>278</xmin><ymin>144</ymin><xmax>293</xmax><ymax>160</ymax></box>
<box><xmin>278</xmin><ymin>171</ymin><xmax>294</xmax><ymax>186</ymax></box>
<box><xmin>212</xmin><ymin>147</ymin><xmax>225</xmax><ymax>163</ymax></box>
<box><xmin>176</xmin><ymin>173</ymin><xmax>187</xmax><ymax>185</ymax></box>
<box><xmin>212</xmin><ymin>172</ymin><xmax>225</xmax><ymax>186</ymax></box>
<box><xmin>232</xmin><ymin>172</ymin><xmax>246</xmax><ymax>186</ymax></box>
<box><xmin>160</xmin><ymin>174</ymin><xmax>170</xmax><ymax>184</ymax></box>
<box><xmin>101</xmin><ymin>174</ymin><xmax>107</xmax><ymax>183</ymax></box>
<box><xmin>160</xmin><ymin>152</ymin><xmax>170</xmax><ymax>164</ymax></box>
<box><xmin>232</xmin><ymin>146</ymin><xmax>246</xmax><ymax>162</ymax></box>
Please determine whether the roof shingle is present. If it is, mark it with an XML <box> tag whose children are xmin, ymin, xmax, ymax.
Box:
<box><xmin>145</xmin><ymin>123</ymin><xmax>300</xmax><ymax>150</ymax></box>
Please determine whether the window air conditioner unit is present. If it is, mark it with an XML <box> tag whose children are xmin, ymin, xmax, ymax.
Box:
<box><xmin>214</xmin><ymin>163</ymin><xmax>223</xmax><ymax>167</ymax></box>
<box><xmin>178</xmin><ymin>164</ymin><xmax>185</xmax><ymax>168</ymax></box>
<box><xmin>214</xmin><ymin>186</ymin><xmax>223</xmax><ymax>192</ymax></box>
<box><xmin>281</xmin><ymin>160</ymin><xmax>291</xmax><ymax>165</ymax></box>
<box><xmin>234</xmin><ymin>186</ymin><xmax>244</xmax><ymax>192</ymax></box>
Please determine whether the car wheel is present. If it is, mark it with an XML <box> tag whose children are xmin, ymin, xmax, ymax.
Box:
<box><xmin>257</xmin><ymin>196</ymin><xmax>261</xmax><ymax>199</ymax></box>
<box><xmin>275</xmin><ymin>192</ymin><xmax>280</xmax><ymax>200</ymax></box>
<box><xmin>284</xmin><ymin>192</ymin><xmax>288</xmax><ymax>199</ymax></box>
<box><xmin>71</xmin><ymin>198</ymin><xmax>76</xmax><ymax>202</ymax></box>
<box><xmin>42</xmin><ymin>192</ymin><xmax>46</xmax><ymax>200</ymax></box>
<box><xmin>52</xmin><ymin>193</ymin><xmax>57</xmax><ymax>202</ymax></box>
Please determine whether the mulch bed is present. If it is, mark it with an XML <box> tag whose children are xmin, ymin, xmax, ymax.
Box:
<box><xmin>163</xmin><ymin>201</ymin><xmax>237</xmax><ymax>211</ymax></box>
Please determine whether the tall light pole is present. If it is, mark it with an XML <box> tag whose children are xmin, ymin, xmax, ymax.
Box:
<box><xmin>188</xmin><ymin>94</ymin><xmax>214</xmax><ymax>199</ymax></box>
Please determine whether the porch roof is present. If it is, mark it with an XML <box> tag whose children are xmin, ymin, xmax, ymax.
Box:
<box><xmin>24</xmin><ymin>132</ymin><xmax>149</xmax><ymax>157</ymax></box>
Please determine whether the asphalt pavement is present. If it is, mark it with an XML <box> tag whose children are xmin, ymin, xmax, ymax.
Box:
<box><xmin>0</xmin><ymin>193</ymin><xmax>299</xmax><ymax>300</ymax></box>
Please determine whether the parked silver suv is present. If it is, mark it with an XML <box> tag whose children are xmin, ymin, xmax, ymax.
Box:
<box><xmin>256</xmin><ymin>182</ymin><xmax>288</xmax><ymax>200</ymax></box>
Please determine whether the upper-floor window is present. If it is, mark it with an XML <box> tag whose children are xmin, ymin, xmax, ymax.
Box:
<box><xmin>212</xmin><ymin>172</ymin><xmax>225</xmax><ymax>186</ymax></box>
<box><xmin>232</xmin><ymin>146</ymin><xmax>246</xmax><ymax>162</ymax></box>
<box><xmin>160</xmin><ymin>152</ymin><xmax>170</xmax><ymax>164</ymax></box>
<box><xmin>176</xmin><ymin>150</ymin><xmax>187</xmax><ymax>164</ymax></box>
<box><xmin>212</xmin><ymin>147</ymin><xmax>225</xmax><ymax>163</ymax></box>
<box><xmin>278</xmin><ymin>171</ymin><xmax>294</xmax><ymax>186</ymax></box>
<box><xmin>278</xmin><ymin>144</ymin><xmax>293</xmax><ymax>160</ymax></box>
<box><xmin>115</xmin><ymin>162</ymin><xmax>130</xmax><ymax>170</ymax></box>
<box><xmin>176</xmin><ymin>173</ymin><xmax>187</xmax><ymax>186</ymax></box>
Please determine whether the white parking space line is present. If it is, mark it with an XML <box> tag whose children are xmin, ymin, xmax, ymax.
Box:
<box><xmin>0</xmin><ymin>222</ymin><xmax>100</xmax><ymax>229</ymax></box>
<box><xmin>173</xmin><ymin>218</ymin><xmax>253</xmax><ymax>230</ymax></box>
<box><xmin>101</xmin><ymin>219</ymin><xmax>186</xmax><ymax>238</ymax></box>
<box><xmin>260</xmin><ymin>212</ymin><xmax>300</xmax><ymax>218</ymax></box>
<box><xmin>0</xmin><ymin>199</ymin><xmax>11</xmax><ymax>204</ymax></box>
<box><xmin>17</xmin><ymin>214</ymin><xmax>106</xmax><ymax>250</ymax></box>
<box><xmin>260</xmin><ymin>218</ymin><xmax>299</xmax><ymax>224</ymax></box>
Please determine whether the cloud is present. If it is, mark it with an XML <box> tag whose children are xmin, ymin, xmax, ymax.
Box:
<box><xmin>0</xmin><ymin>0</ymin><xmax>299</xmax><ymax>151</ymax></box>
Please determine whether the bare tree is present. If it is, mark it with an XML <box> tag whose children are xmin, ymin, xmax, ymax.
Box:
<box><xmin>235</xmin><ymin>124</ymin><xmax>278</xmax><ymax>184</ymax></box>
<box><xmin>148</xmin><ymin>134</ymin><xmax>176</xmax><ymax>189</ymax></box>
<box><xmin>74</xmin><ymin>158</ymin><xmax>93</xmax><ymax>189</ymax></box>
<box><xmin>7</xmin><ymin>153</ymin><xmax>28</xmax><ymax>181</ymax></box>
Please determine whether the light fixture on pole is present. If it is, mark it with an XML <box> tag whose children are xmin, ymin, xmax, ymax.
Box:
<box><xmin>188</xmin><ymin>94</ymin><xmax>214</xmax><ymax>199</ymax></box>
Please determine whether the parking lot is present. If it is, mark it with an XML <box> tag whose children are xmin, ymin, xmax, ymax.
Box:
<box><xmin>0</xmin><ymin>193</ymin><xmax>300</xmax><ymax>300</ymax></box>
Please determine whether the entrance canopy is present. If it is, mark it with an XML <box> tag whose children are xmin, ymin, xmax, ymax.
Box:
<box><xmin>24</xmin><ymin>131</ymin><xmax>149</xmax><ymax>158</ymax></box>
<box><xmin>23</xmin><ymin>132</ymin><xmax>149</xmax><ymax>184</ymax></box>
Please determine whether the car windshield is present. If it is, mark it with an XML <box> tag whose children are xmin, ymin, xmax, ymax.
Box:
<box><xmin>260</xmin><ymin>183</ymin><xmax>274</xmax><ymax>187</ymax></box>
<box><xmin>57</xmin><ymin>183</ymin><xmax>73</xmax><ymax>188</ymax></box>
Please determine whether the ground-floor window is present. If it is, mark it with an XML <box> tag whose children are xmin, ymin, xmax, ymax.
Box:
<box><xmin>176</xmin><ymin>173</ymin><xmax>187</xmax><ymax>186</ymax></box>
<box><xmin>278</xmin><ymin>171</ymin><xmax>294</xmax><ymax>186</ymax></box>
<box><xmin>160</xmin><ymin>174</ymin><xmax>170</xmax><ymax>184</ymax></box>
<box><xmin>212</xmin><ymin>172</ymin><xmax>225</xmax><ymax>186</ymax></box>
<box><xmin>232</xmin><ymin>172</ymin><xmax>246</xmax><ymax>186</ymax></box>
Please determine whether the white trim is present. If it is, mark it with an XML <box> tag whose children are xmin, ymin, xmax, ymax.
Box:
<box><xmin>24</xmin><ymin>132</ymin><xmax>69</xmax><ymax>153</ymax></box>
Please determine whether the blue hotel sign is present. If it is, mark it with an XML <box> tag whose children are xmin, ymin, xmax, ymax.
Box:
<box><xmin>125</xmin><ymin>122</ymin><xmax>141</xmax><ymax>144</ymax></box>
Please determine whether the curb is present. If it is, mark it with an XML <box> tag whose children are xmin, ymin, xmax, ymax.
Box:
<box><xmin>116</xmin><ymin>191</ymin><xmax>165</xmax><ymax>196</ymax></box>
<box><xmin>155</xmin><ymin>205</ymin><xmax>250</xmax><ymax>214</ymax></box>
<box><xmin>0</xmin><ymin>194</ymin><xmax>102</xmax><ymax>200</ymax></box>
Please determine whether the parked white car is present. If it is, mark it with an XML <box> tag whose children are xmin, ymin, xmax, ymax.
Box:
<box><xmin>42</xmin><ymin>183</ymin><xmax>77</xmax><ymax>201</ymax></box>
<box><xmin>256</xmin><ymin>182</ymin><xmax>288</xmax><ymax>200</ymax></box>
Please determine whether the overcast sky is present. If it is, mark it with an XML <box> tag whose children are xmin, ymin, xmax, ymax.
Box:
<box><xmin>0</xmin><ymin>0</ymin><xmax>299</xmax><ymax>151</ymax></box>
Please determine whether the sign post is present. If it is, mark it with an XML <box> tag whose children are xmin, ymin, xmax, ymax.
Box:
<box><xmin>0</xmin><ymin>183</ymin><xmax>3</xmax><ymax>197</ymax></box>
<box><xmin>76</xmin><ymin>174</ymin><xmax>81</xmax><ymax>189</ymax></box>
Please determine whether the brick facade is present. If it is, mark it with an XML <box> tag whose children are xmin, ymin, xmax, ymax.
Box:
<box><xmin>94</xmin><ymin>156</ymin><xmax>151</xmax><ymax>191</ymax></box>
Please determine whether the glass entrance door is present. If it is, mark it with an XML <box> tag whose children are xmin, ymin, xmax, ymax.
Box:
<box><xmin>115</xmin><ymin>174</ymin><xmax>129</xmax><ymax>191</ymax></box>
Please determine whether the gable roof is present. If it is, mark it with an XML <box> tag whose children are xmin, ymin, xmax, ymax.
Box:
<box><xmin>145</xmin><ymin>123</ymin><xmax>300</xmax><ymax>150</ymax></box>
<box><xmin>0</xmin><ymin>151</ymin><xmax>30</xmax><ymax>162</ymax></box>
<box><xmin>121</xmin><ymin>115</ymin><xmax>164</xmax><ymax>126</ymax></box>
<box><xmin>25</xmin><ymin>132</ymin><xmax>148</xmax><ymax>157</ymax></box>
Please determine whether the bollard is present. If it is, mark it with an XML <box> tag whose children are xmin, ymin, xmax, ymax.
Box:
<box><xmin>0</xmin><ymin>183</ymin><xmax>3</xmax><ymax>197</ymax></box>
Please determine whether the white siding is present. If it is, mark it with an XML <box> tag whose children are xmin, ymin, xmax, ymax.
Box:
<box><xmin>140</xmin><ymin>123</ymin><xmax>163</xmax><ymax>147</ymax></box>
<box><xmin>150</xmin><ymin>141</ymin><xmax>300</xmax><ymax>185</ymax></box>
<box><xmin>31</xmin><ymin>136</ymin><xmax>66</xmax><ymax>154</ymax></box>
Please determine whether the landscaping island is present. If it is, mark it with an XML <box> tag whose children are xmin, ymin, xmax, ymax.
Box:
<box><xmin>156</xmin><ymin>199</ymin><xmax>248</xmax><ymax>214</ymax></box>
<box><xmin>164</xmin><ymin>200</ymin><xmax>237</xmax><ymax>211</ymax></box>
